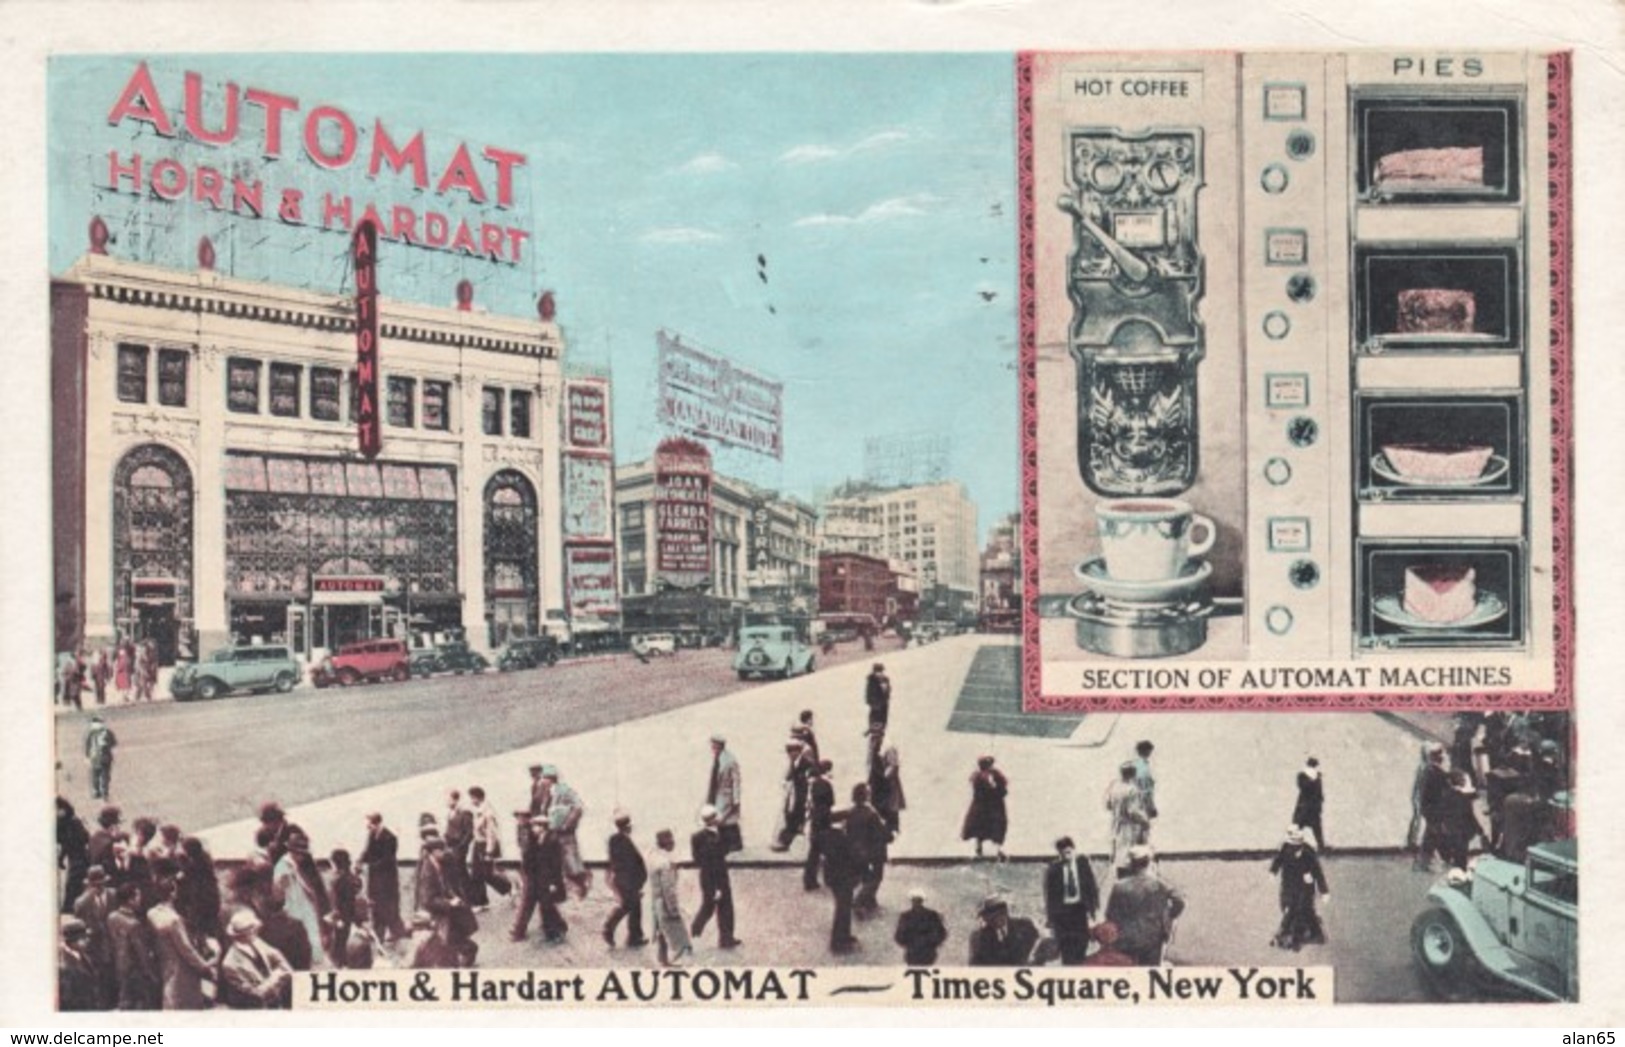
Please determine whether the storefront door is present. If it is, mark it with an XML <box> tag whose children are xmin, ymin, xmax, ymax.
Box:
<box><xmin>285</xmin><ymin>605</ymin><xmax>309</xmax><ymax>660</ymax></box>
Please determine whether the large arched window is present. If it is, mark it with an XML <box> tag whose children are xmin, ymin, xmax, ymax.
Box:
<box><xmin>112</xmin><ymin>444</ymin><xmax>194</xmax><ymax>660</ymax></box>
<box><xmin>483</xmin><ymin>470</ymin><xmax>539</xmax><ymax>643</ymax></box>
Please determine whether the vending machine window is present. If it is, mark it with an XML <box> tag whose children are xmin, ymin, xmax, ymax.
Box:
<box><xmin>1357</xmin><ymin>393</ymin><xmax>1524</xmax><ymax>502</ymax></box>
<box><xmin>1357</xmin><ymin>541</ymin><xmax>1525</xmax><ymax>650</ymax></box>
<box><xmin>1354</xmin><ymin>245</ymin><xmax>1522</xmax><ymax>354</ymax></box>
<box><xmin>1354</xmin><ymin>95</ymin><xmax>1522</xmax><ymax>204</ymax></box>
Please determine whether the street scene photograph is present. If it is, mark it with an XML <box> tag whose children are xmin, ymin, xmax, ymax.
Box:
<box><xmin>42</xmin><ymin>50</ymin><xmax>1578</xmax><ymax>1014</ymax></box>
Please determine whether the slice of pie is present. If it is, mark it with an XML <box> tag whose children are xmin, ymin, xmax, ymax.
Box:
<box><xmin>1402</xmin><ymin>564</ymin><xmax>1478</xmax><ymax>624</ymax></box>
<box><xmin>1396</xmin><ymin>288</ymin><xmax>1477</xmax><ymax>334</ymax></box>
<box><xmin>1374</xmin><ymin>146</ymin><xmax>1485</xmax><ymax>189</ymax></box>
<box><xmin>1382</xmin><ymin>443</ymin><xmax>1494</xmax><ymax>482</ymax></box>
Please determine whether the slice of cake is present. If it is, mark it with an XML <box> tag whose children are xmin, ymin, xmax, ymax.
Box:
<box><xmin>1374</xmin><ymin>146</ymin><xmax>1485</xmax><ymax>189</ymax></box>
<box><xmin>1403</xmin><ymin>564</ymin><xmax>1478</xmax><ymax>623</ymax></box>
<box><xmin>1396</xmin><ymin>288</ymin><xmax>1477</xmax><ymax>334</ymax></box>
<box><xmin>1382</xmin><ymin>443</ymin><xmax>1494</xmax><ymax>482</ymax></box>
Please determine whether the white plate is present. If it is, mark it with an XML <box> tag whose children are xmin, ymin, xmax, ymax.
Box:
<box><xmin>1076</xmin><ymin>557</ymin><xmax>1211</xmax><ymax>603</ymax></box>
<box><xmin>1372</xmin><ymin>591</ymin><xmax>1508</xmax><ymax>631</ymax></box>
<box><xmin>1372</xmin><ymin>453</ymin><xmax>1509</xmax><ymax>489</ymax></box>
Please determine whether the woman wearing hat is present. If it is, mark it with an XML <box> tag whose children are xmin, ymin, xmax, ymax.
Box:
<box><xmin>272</xmin><ymin>832</ymin><xmax>329</xmax><ymax>967</ymax></box>
<box><xmin>960</xmin><ymin>756</ymin><xmax>1009</xmax><ymax>861</ymax></box>
<box><xmin>1268</xmin><ymin>825</ymin><xmax>1329</xmax><ymax>951</ymax></box>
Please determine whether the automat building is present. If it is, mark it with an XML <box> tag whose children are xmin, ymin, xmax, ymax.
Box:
<box><xmin>50</xmin><ymin>246</ymin><xmax>607</xmax><ymax>666</ymax></box>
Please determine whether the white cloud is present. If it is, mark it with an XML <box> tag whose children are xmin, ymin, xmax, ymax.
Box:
<box><xmin>779</xmin><ymin>129</ymin><xmax>911</xmax><ymax>165</ymax></box>
<box><xmin>793</xmin><ymin>193</ymin><xmax>939</xmax><ymax>228</ymax></box>
<box><xmin>676</xmin><ymin>152</ymin><xmax>736</xmax><ymax>175</ymax></box>
<box><xmin>639</xmin><ymin>226</ymin><xmax>724</xmax><ymax>245</ymax></box>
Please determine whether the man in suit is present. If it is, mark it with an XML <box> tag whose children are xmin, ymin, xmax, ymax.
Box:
<box><xmin>359</xmin><ymin>812</ymin><xmax>406</xmax><ymax>944</ymax></box>
<box><xmin>1416</xmin><ymin>746</ymin><xmax>1453</xmax><ymax>871</ymax></box>
<box><xmin>87</xmin><ymin>805</ymin><xmax>123</xmax><ymax>875</ymax></box>
<box><xmin>689</xmin><ymin>806</ymin><xmax>741</xmax><ymax>948</ymax></box>
<box><xmin>968</xmin><ymin>896</ymin><xmax>1040</xmax><ymax>966</ymax></box>
<box><xmin>803</xmin><ymin>760</ymin><xmax>836</xmax><ymax>890</ymax></box>
<box><xmin>106</xmin><ymin>884</ymin><xmax>159</xmax><ymax>1010</ymax></box>
<box><xmin>844</xmin><ymin>783</ymin><xmax>891</xmax><ymax>917</ymax></box>
<box><xmin>416</xmin><ymin>835</ymin><xmax>478</xmax><ymax>966</ymax></box>
<box><xmin>865</xmin><ymin>664</ymin><xmax>892</xmax><ymax>731</ymax></box>
<box><xmin>218</xmin><ymin>909</ymin><xmax>293</xmax><ymax>1009</ymax></box>
<box><xmin>819</xmin><ymin>824</ymin><xmax>862</xmax><ymax>954</ymax></box>
<box><xmin>442</xmin><ymin>789</ymin><xmax>475</xmax><ymax>902</ymax></box>
<box><xmin>602</xmin><ymin>811</ymin><xmax>648</xmax><ymax>947</ymax></box>
<box><xmin>893</xmin><ymin>888</ymin><xmax>948</xmax><ymax>965</ymax></box>
<box><xmin>147</xmin><ymin>876</ymin><xmax>217</xmax><ymax>1009</ymax></box>
<box><xmin>1104</xmin><ymin>845</ymin><xmax>1186</xmax><ymax>965</ymax></box>
<box><xmin>72</xmin><ymin>865</ymin><xmax>116</xmax><ymax>1005</ymax></box>
<box><xmin>527</xmin><ymin>763</ymin><xmax>551</xmax><ymax>817</ymax></box>
<box><xmin>705</xmin><ymin>736</ymin><xmax>744</xmax><ymax>854</ymax></box>
<box><xmin>84</xmin><ymin>715</ymin><xmax>117</xmax><ymax>801</ymax></box>
<box><xmin>544</xmin><ymin>767</ymin><xmax>592</xmax><ymax>899</ymax></box>
<box><xmin>1044</xmin><ymin>836</ymin><xmax>1101</xmax><ymax>965</ymax></box>
<box><xmin>59</xmin><ymin>917</ymin><xmax>104</xmax><ymax>1011</ymax></box>
<box><xmin>466</xmin><ymin>786</ymin><xmax>511</xmax><ymax>909</ymax></box>
<box><xmin>772</xmin><ymin>739</ymin><xmax>815</xmax><ymax>852</ymax></box>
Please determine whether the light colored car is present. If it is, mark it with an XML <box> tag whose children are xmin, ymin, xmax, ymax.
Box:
<box><xmin>631</xmin><ymin>633</ymin><xmax>677</xmax><ymax>657</ymax></box>
<box><xmin>733</xmin><ymin>625</ymin><xmax>815</xmax><ymax>681</ymax></box>
<box><xmin>171</xmin><ymin>645</ymin><xmax>300</xmax><ymax>701</ymax></box>
<box><xmin>1411</xmin><ymin>837</ymin><xmax>1577</xmax><ymax>1001</ymax></box>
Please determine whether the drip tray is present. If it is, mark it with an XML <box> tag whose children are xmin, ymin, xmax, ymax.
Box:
<box><xmin>1067</xmin><ymin>589</ymin><xmax>1213</xmax><ymax>659</ymax></box>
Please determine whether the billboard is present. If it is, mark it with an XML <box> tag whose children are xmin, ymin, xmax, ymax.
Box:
<box><xmin>656</xmin><ymin>330</ymin><xmax>783</xmax><ymax>458</ymax></box>
<box><xmin>562</xmin><ymin>454</ymin><xmax>612</xmax><ymax>541</ymax></box>
<box><xmin>654</xmin><ymin>436</ymin><xmax>713</xmax><ymax>583</ymax></box>
<box><xmin>565</xmin><ymin>546</ymin><xmax>618</xmax><ymax>619</ymax></box>
<box><xmin>566</xmin><ymin>381</ymin><xmax>609</xmax><ymax>448</ymax></box>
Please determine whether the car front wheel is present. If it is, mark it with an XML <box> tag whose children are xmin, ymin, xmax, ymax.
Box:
<box><xmin>1411</xmin><ymin>907</ymin><xmax>1477</xmax><ymax>999</ymax></box>
<box><xmin>197</xmin><ymin>678</ymin><xmax>222</xmax><ymax>701</ymax></box>
<box><xmin>274</xmin><ymin>671</ymin><xmax>296</xmax><ymax>693</ymax></box>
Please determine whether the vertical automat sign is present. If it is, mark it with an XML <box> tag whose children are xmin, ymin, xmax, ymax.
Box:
<box><xmin>353</xmin><ymin>219</ymin><xmax>381</xmax><ymax>459</ymax></box>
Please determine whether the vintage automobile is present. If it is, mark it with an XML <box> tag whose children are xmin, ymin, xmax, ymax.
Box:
<box><xmin>310</xmin><ymin>639</ymin><xmax>411</xmax><ymax>688</ymax></box>
<box><xmin>409</xmin><ymin>640</ymin><xmax>491</xmax><ymax>677</ymax></box>
<box><xmin>171</xmin><ymin>644</ymin><xmax>301</xmax><ymax>701</ymax></box>
<box><xmin>733</xmin><ymin>625</ymin><xmax>816</xmax><ymax>681</ymax></box>
<box><xmin>630</xmin><ymin>633</ymin><xmax>678</xmax><ymax>658</ymax></box>
<box><xmin>496</xmin><ymin>635</ymin><xmax>561</xmax><ymax>671</ymax></box>
<box><xmin>1410</xmin><ymin>837</ymin><xmax>1577</xmax><ymax>1002</ymax></box>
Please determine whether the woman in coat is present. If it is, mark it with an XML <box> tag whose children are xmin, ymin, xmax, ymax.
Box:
<box><xmin>271</xmin><ymin>834</ymin><xmax>328</xmax><ymax>967</ymax></box>
<box><xmin>646</xmin><ymin>829</ymin><xmax>691</xmax><ymax>967</ymax></box>
<box><xmin>1292</xmin><ymin>757</ymin><xmax>1326</xmax><ymax>851</ymax></box>
<box><xmin>960</xmin><ymin>756</ymin><xmax>1009</xmax><ymax>860</ymax></box>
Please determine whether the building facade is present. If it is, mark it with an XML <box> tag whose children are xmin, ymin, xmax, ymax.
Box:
<box><xmin>818</xmin><ymin>552</ymin><xmax>918</xmax><ymax>624</ymax></box>
<box><xmin>615</xmin><ymin>456</ymin><xmax>818</xmax><ymax>638</ymax></box>
<box><xmin>978</xmin><ymin>511</ymin><xmax>1021</xmax><ymax>632</ymax></box>
<box><xmin>817</xmin><ymin>480</ymin><xmax>980</xmax><ymax>592</ymax></box>
<box><xmin>52</xmin><ymin>251</ymin><xmax>581</xmax><ymax>664</ymax></box>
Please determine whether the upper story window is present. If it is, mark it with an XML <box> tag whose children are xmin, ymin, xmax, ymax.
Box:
<box><xmin>226</xmin><ymin>358</ymin><xmax>261</xmax><ymax>414</ymax></box>
<box><xmin>269</xmin><ymin>363</ymin><xmax>302</xmax><ymax>418</ymax></box>
<box><xmin>311</xmin><ymin>368</ymin><xmax>343</xmax><ymax>422</ymax></box>
<box><xmin>387</xmin><ymin>376</ymin><xmax>416</xmax><ymax>428</ymax></box>
<box><xmin>156</xmin><ymin>349</ymin><xmax>188</xmax><ymax>407</ymax></box>
<box><xmin>116</xmin><ymin>344</ymin><xmax>149</xmax><ymax>403</ymax></box>
<box><xmin>482</xmin><ymin>387</ymin><xmax>503</xmax><ymax>436</ymax></box>
<box><xmin>423</xmin><ymin>380</ymin><xmax>451</xmax><ymax>431</ymax></box>
<box><xmin>510</xmin><ymin>390</ymin><xmax>533</xmax><ymax>439</ymax></box>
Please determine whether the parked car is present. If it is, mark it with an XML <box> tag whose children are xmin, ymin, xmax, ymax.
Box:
<box><xmin>631</xmin><ymin>633</ymin><xmax>678</xmax><ymax>658</ymax></box>
<box><xmin>172</xmin><ymin>645</ymin><xmax>300</xmax><ymax>701</ymax></box>
<box><xmin>1410</xmin><ymin>837</ymin><xmax>1577</xmax><ymax>1001</ymax></box>
<box><xmin>410</xmin><ymin>640</ymin><xmax>491</xmax><ymax>677</ymax></box>
<box><xmin>733</xmin><ymin>625</ymin><xmax>815</xmax><ymax>681</ymax></box>
<box><xmin>497</xmin><ymin>635</ymin><xmax>561</xmax><ymax>671</ymax></box>
<box><xmin>310</xmin><ymin>639</ymin><xmax>411</xmax><ymax>688</ymax></box>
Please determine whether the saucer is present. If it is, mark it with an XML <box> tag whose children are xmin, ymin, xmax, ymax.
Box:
<box><xmin>1371</xmin><ymin>453</ymin><xmax>1509</xmax><ymax>489</ymax></box>
<box><xmin>1076</xmin><ymin>557</ymin><xmax>1212</xmax><ymax>604</ymax></box>
<box><xmin>1372</xmin><ymin>591</ymin><xmax>1508</xmax><ymax>631</ymax></box>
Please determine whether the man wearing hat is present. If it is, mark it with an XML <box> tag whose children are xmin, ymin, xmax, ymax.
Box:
<box><xmin>1044</xmin><ymin>836</ymin><xmax>1101</xmax><ymax>965</ymax></box>
<box><xmin>272</xmin><ymin>831</ymin><xmax>328</xmax><ymax>967</ymax></box>
<box><xmin>72</xmin><ymin>865</ymin><xmax>116</xmax><ymax>1002</ymax></box>
<box><xmin>1269</xmin><ymin>826</ymin><xmax>1329</xmax><ymax>951</ymax></box>
<box><xmin>865</xmin><ymin>663</ymin><xmax>892</xmax><ymax>732</ymax></box>
<box><xmin>791</xmin><ymin>709</ymin><xmax>820</xmax><ymax>765</ymax></box>
<box><xmin>803</xmin><ymin>759</ymin><xmax>837</xmax><ymax>890</ymax></box>
<box><xmin>968</xmin><ymin>895</ymin><xmax>1039</xmax><ymax>966</ymax></box>
<box><xmin>1415</xmin><ymin>745</ymin><xmax>1452</xmax><ymax>872</ymax></box>
<box><xmin>772</xmin><ymin>738</ymin><xmax>815</xmax><ymax>852</ymax></box>
<box><xmin>359</xmin><ymin>812</ymin><xmax>407</xmax><ymax>945</ymax></box>
<box><xmin>417</xmin><ymin>834</ymin><xmax>479</xmax><ymax>964</ymax></box>
<box><xmin>845</xmin><ymin>783</ymin><xmax>892</xmax><ymax>917</ymax></box>
<box><xmin>602</xmin><ymin>810</ymin><xmax>648</xmax><ymax>948</ymax></box>
<box><xmin>219</xmin><ymin>909</ymin><xmax>293</xmax><ymax>1008</ymax></box>
<box><xmin>527</xmin><ymin>763</ymin><xmax>551</xmax><ymax>818</ymax></box>
<box><xmin>690</xmin><ymin>805</ymin><xmax>741</xmax><ymax>948</ymax></box>
<box><xmin>87</xmin><ymin>805</ymin><xmax>123</xmax><ymax>877</ymax></box>
<box><xmin>107</xmin><ymin>883</ymin><xmax>159</xmax><ymax>1009</ymax></box>
<box><xmin>544</xmin><ymin>767</ymin><xmax>592</xmax><ymax>899</ymax></box>
<box><xmin>1104</xmin><ymin>845</ymin><xmax>1185</xmax><ymax>965</ymax></box>
<box><xmin>59</xmin><ymin>916</ymin><xmax>103</xmax><ymax>1011</ymax></box>
<box><xmin>1105</xmin><ymin>761</ymin><xmax>1151</xmax><ymax>876</ymax></box>
<box><xmin>1133</xmin><ymin>740</ymin><xmax>1158</xmax><ymax>821</ymax></box>
<box><xmin>84</xmin><ymin>714</ymin><xmax>117</xmax><ymax>801</ymax></box>
<box><xmin>893</xmin><ymin>888</ymin><xmax>948</xmax><ymax>966</ymax></box>
<box><xmin>819</xmin><ymin>819</ymin><xmax>862</xmax><ymax>954</ymax></box>
<box><xmin>442</xmin><ymin>789</ymin><xmax>476</xmax><ymax>903</ymax></box>
<box><xmin>704</xmin><ymin>736</ymin><xmax>744</xmax><ymax>855</ymax></box>
<box><xmin>510</xmin><ymin>814</ymin><xmax>567</xmax><ymax>944</ymax></box>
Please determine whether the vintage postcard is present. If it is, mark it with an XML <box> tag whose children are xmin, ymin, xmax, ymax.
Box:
<box><xmin>6</xmin><ymin>2</ymin><xmax>1625</xmax><ymax>1030</ymax></box>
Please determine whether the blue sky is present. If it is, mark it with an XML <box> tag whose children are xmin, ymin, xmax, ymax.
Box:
<box><xmin>49</xmin><ymin>54</ymin><xmax>1018</xmax><ymax>535</ymax></box>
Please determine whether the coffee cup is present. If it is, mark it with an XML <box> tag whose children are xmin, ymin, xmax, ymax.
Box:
<box><xmin>1093</xmin><ymin>498</ymin><xmax>1215</xmax><ymax>582</ymax></box>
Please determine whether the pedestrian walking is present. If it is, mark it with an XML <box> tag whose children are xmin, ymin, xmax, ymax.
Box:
<box><xmin>1105</xmin><ymin>761</ymin><xmax>1151</xmax><ymax>875</ymax></box>
<box><xmin>771</xmin><ymin>739</ymin><xmax>815</xmax><ymax>852</ymax></box>
<box><xmin>1441</xmin><ymin>770</ymin><xmax>1488</xmax><ymax>870</ymax></box>
<box><xmin>867</xmin><ymin>725</ymin><xmax>906</xmax><ymax>836</ymax></box>
<box><xmin>1415</xmin><ymin>746</ymin><xmax>1452</xmax><ymax>871</ymax></box>
<box><xmin>960</xmin><ymin>755</ymin><xmax>1009</xmax><ymax>861</ymax></box>
<box><xmin>57</xmin><ymin>649</ymin><xmax>78</xmax><ymax>709</ymax></box>
<box><xmin>114</xmin><ymin>643</ymin><xmax>133</xmax><ymax>704</ymax></box>
<box><xmin>1133</xmin><ymin>740</ymin><xmax>1158</xmax><ymax>820</ymax></box>
<box><xmin>647</xmin><ymin>829</ymin><xmax>691</xmax><ymax>967</ymax></box>
<box><xmin>968</xmin><ymin>896</ymin><xmax>1040</xmax><ymax>966</ymax></box>
<box><xmin>1268</xmin><ymin>827</ymin><xmax>1330</xmax><ymax>951</ymax></box>
<box><xmin>359</xmin><ymin>812</ymin><xmax>407</xmax><ymax>945</ymax></box>
<box><xmin>132</xmin><ymin>643</ymin><xmax>152</xmax><ymax>703</ymax></box>
<box><xmin>1293</xmin><ymin>757</ymin><xmax>1327</xmax><ymax>851</ymax></box>
<box><xmin>893</xmin><ymin>888</ymin><xmax>948</xmax><ymax>965</ymax></box>
<box><xmin>57</xmin><ymin>798</ymin><xmax>92</xmax><ymax>915</ymax></box>
<box><xmin>84</xmin><ymin>716</ymin><xmax>118</xmax><ymax>801</ymax></box>
<box><xmin>507</xmin><ymin>812</ymin><xmax>563</xmax><ymax>944</ymax></box>
<box><xmin>91</xmin><ymin>647</ymin><xmax>111</xmax><ymax>707</ymax></box>
<box><xmin>1104</xmin><ymin>846</ymin><xmax>1185</xmax><ymax>965</ymax></box>
<box><xmin>865</xmin><ymin>663</ymin><xmax>892</xmax><ymax>731</ymax></box>
<box><xmin>1044</xmin><ymin>836</ymin><xmax>1101</xmax><ymax>966</ymax></box>
<box><xmin>416</xmin><ymin>835</ymin><xmax>478</xmax><ymax>965</ymax></box>
<box><xmin>704</xmin><ymin>735</ymin><xmax>744</xmax><ymax>855</ymax></box>
<box><xmin>465</xmin><ymin>786</ymin><xmax>511</xmax><ymax>909</ymax></box>
<box><xmin>544</xmin><ymin>767</ymin><xmax>592</xmax><ymax>899</ymax></box>
<box><xmin>326</xmin><ymin>849</ymin><xmax>364</xmax><ymax>967</ymax></box>
<box><xmin>602</xmin><ymin>811</ymin><xmax>648</xmax><ymax>948</ymax></box>
<box><xmin>689</xmin><ymin>806</ymin><xmax>741</xmax><ymax>949</ymax></box>
<box><xmin>442</xmin><ymin>789</ymin><xmax>475</xmax><ymax>903</ymax></box>
<box><xmin>803</xmin><ymin>759</ymin><xmax>836</xmax><ymax>889</ymax></box>
<box><xmin>820</xmin><ymin>822</ymin><xmax>862</xmax><ymax>954</ymax></box>
<box><xmin>64</xmin><ymin>650</ymin><xmax>86</xmax><ymax>711</ymax></box>
<box><xmin>845</xmin><ymin>782</ymin><xmax>892</xmax><ymax>917</ymax></box>
<box><xmin>791</xmin><ymin>709</ymin><xmax>820</xmax><ymax>764</ymax></box>
<box><xmin>526</xmin><ymin>762</ymin><xmax>551</xmax><ymax>818</ymax></box>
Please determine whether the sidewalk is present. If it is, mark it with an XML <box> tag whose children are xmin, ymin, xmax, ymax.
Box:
<box><xmin>194</xmin><ymin>635</ymin><xmax>1426</xmax><ymax>864</ymax></box>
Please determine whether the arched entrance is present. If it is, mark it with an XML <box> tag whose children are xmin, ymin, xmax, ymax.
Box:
<box><xmin>483</xmin><ymin>470</ymin><xmax>539</xmax><ymax>646</ymax></box>
<box><xmin>112</xmin><ymin>444</ymin><xmax>194</xmax><ymax>665</ymax></box>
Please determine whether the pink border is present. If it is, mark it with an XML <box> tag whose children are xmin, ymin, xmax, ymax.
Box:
<box><xmin>1019</xmin><ymin>51</ymin><xmax>1575</xmax><ymax>713</ymax></box>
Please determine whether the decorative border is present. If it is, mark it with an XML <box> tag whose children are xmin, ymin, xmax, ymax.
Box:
<box><xmin>1018</xmin><ymin>51</ymin><xmax>1574</xmax><ymax>713</ymax></box>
